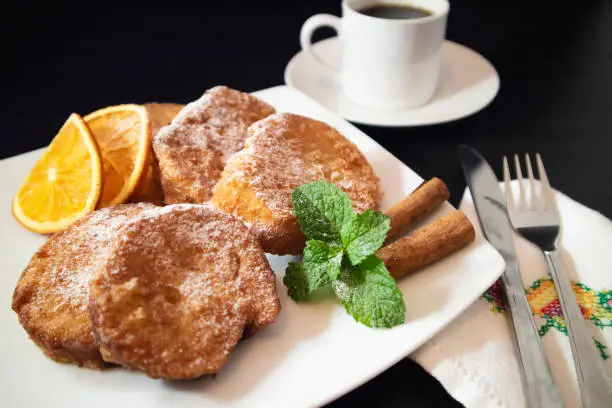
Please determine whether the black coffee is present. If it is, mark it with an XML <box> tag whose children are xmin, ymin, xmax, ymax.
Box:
<box><xmin>358</xmin><ymin>4</ymin><xmax>432</xmax><ymax>20</ymax></box>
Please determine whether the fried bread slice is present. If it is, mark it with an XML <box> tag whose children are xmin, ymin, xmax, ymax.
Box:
<box><xmin>88</xmin><ymin>204</ymin><xmax>280</xmax><ymax>379</ymax></box>
<box><xmin>152</xmin><ymin>124</ymin><xmax>225</xmax><ymax>204</ymax></box>
<box><xmin>211</xmin><ymin>113</ymin><xmax>382</xmax><ymax>255</ymax></box>
<box><xmin>152</xmin><ymin>86</ymin><xmax>275</xmax><ymax>204</ymax></box>
<box><xmin>11</xmin><ymin>203</ymin><xmax>155</xmax><ymax>368</ymax></box>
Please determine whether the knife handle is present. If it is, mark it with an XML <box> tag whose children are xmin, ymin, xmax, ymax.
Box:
<box><xmin>502</xmin><ymin>262</ymin><xmax>564</xmax><ymax>408</ymax></box>
<box><xmin>545</xmin><ymin>250</ymin><xmax>612</xmax><ymax>408</ymax></box>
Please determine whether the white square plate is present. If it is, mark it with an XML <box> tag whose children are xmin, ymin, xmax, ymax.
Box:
<box><xmin>0</xmin><ymin>86</ymin><xmax>503</xmax><ymax>408</ymax></box>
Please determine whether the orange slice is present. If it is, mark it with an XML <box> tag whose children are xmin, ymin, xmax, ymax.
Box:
<box><xmin>84</xmin><ymin>105</ymin><xmax>151</xmax><ymax>207</ymax></box>
<box><xmin>12</xmin><ymin>114</ymin><xmax>102</xmax><ymax>234</ymax></box>
<box><xmin>129</xmin><ymin>103</ymin><xmax>184</xmax><ymax>204</ymax></box>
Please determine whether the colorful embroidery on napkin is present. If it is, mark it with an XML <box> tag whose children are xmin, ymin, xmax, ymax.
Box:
<box><xmin>483</xmin><ymin>280</ymin><xmax>505</xmax><ymax>314</ymax></box>
<box><xmin>483</xmin><ymin>278</ymin><xmax>612</xmax><ymax>359</ymax></box>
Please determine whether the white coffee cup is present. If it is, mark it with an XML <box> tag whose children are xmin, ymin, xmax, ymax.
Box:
<box><xmin>300</xmin><ymin>0</ymin><xmax>449</xmax><ymax>109</ymax></box>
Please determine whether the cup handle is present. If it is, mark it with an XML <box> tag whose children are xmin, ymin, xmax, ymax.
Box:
<box><xmin>299</xmin><ymin>14</ymin><xmax>341</xmax><ymax>71</ymax></box>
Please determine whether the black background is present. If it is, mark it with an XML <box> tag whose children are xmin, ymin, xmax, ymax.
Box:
<box><xmin>4</xmin><ymin>0</ymin><xmax>612</xmax><ymax>406</ymax></box>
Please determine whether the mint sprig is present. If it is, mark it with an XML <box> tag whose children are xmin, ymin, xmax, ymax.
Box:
<box><xmin>333</xmin><ymin>256</ymin><xmax>405</xmax><ymax>328</ymax></box>
<box><xmin>291</xmin><ymin>180</ymin><xmax>354</xmax><ymax>244</ymax></box>
<box><xmin>284</xmin><ymin>180</ymin><xmax>405</xmax><ymax>329</ymax></box>
<box><xmin>341</xmin><ymin>209</ymin><xmax>390</xmax><ymax>265</ymax></box>
<box><xmin>283</xmin><ymin>240</ymin><xmax>343</xmax><ymax>301</ymax></box>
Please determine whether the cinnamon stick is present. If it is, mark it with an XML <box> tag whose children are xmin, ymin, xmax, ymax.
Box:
<box><xmin>383</xmin><ymin>177</ymin><xmax>450</xmax><ymax>244</ymax></box>
<box><xmin>377</xmin><ymin>210</ymin><xmax>475</xmax><ymax>280</ymax></box>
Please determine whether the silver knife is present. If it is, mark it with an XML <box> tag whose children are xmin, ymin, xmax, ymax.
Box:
<box><xmin>458</xmin><ymin>145</ymin><xmax>564</xmax><ymax>408</ymax></box>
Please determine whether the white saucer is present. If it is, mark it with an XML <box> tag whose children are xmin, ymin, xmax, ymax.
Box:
<box><xmin>284</xmin><ymin>38</ymin><xmax>500</xmax><ymax>127</ymax></box>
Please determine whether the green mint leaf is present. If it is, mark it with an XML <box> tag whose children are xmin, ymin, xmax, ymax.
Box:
<box><xmin>332</xmin><ymin>256</ymin><xmax>405</xmax><ymax>328</ymax></box>
<box><xmin>341</xmin><ymin>209</ymin><xmax>390</xmax><ymax>265</ymax></box>
<box><xmin>291</xmin><ymin>181</ymin><xmax>355</xmax><ymax>244</ymax></box>
<box><xmin>283</xmin><ymin>262</ymin><xmax>309</xmax><ymax>301</ymax></box>
<box><xmin>284</xmin><ymin>240</ymin><xmax>342</xmax><ymax>301</ymax></box>
<box><xmin>303</xmin><ymin>240</ymin><xmax>343</xmax><ymax>281</ymax></box>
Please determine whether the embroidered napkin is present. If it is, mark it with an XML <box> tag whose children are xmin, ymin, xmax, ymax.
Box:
<box><xmin>413</xmin><ymin>182</ymin><xmax>612</xmax><ymax>408</ymax></box>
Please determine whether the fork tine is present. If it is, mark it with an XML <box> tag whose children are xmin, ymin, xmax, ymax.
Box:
<box><xmin>525</xmin><ymin>153</ymin><xmax>539</xmax><ymax>210</ymax></box>
<box><xmin>513</xmin><ymin>154</ymin><xmax>527</xmax><ymax>211</ymax></box>
<box><xmin>536</xmin><ymin>153</ymin><xmax>554</xmax><ymax>210</ymax></box>
<box><xmin>503</xmin><ymin>156</ymin><xmax>515</xmax><ymax>212</ymax></box>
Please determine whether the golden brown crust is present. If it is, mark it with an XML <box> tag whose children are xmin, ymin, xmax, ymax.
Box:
<box><xmin>129</xmin><ymin>103</ymin><xmax>185</xmax><ymax>204</ymax></box>
<box><xmin>211</xmin><ymin>113</ymin><xmax>382</xmax><ymax>255</ymax></box>
<box><xmin>11</xmin><ymin>203</ymin><xmax>156</xmax><ymax>368</ymax></box>
<box><xmin>152</xmin><ymin>86</ymin><xmax>275</xmax><ymax>204</ymax></box>
<box><xmin>89</xmin><ymin>204</ymin><xmax>280</xmax><ymax>379</ymax></box>
<box><xmin>146</xmin><ymin>103</ymin><xmax>185</xmax><ymax>135</ymax></box>
<box><xmin>153</xmin><ymin>124</ymin><xmax>225</xmax><ymax>204</ymax></box>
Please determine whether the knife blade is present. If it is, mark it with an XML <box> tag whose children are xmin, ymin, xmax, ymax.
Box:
<box><xmin>458</xmin><ymin>145</ymin><xmax>564</xmax><ymax>408</ymax></box>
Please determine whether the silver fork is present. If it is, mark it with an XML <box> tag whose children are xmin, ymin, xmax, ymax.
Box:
<box><xmin>503</xmin><ymin>153</ymin><xmax>612</xmax><ymax>408</ymax></box>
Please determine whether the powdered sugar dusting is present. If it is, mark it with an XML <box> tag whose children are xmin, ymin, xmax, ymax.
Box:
<box><xmin>11</xmin><ymin>203</ymin><xmax>156</xmax><ymax>364</ymax></box>
<box><xmin>88</xmin><ymin>204</ymin><xmax>280</xmax><ymax>379</ymax></box>
<box><xmin>152</xmin><ymin>124</ymin><xmax>224</xmax><ymax>204</ymax></box>
<box><xmin>152</xmin><ymin>86</ymin><xmax>275</xmax><ymax>204</ymax></box>
<box><xmin>212</xmin><ymin>113</ymin><xmax>382</xmax><ymax>254</ymax></box>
